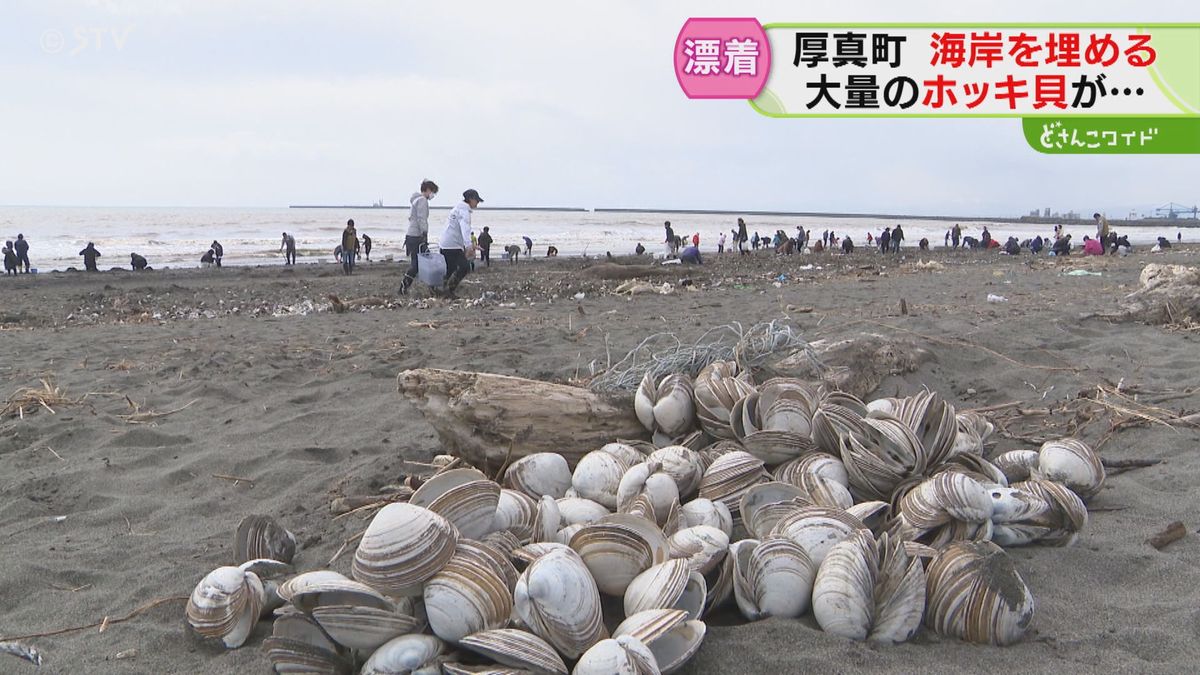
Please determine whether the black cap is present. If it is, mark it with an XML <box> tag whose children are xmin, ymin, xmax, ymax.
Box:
<box><xmin>463</xmin><ymin>189</ymin><xmax>484</xmax><ymax>203</ymax></box>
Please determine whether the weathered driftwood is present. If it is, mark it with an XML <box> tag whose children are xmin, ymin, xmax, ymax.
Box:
<box><xmin>1147</xmin><ymin>521</ymin><xmax>1187</xmax><ymax>551</ymax></box>
<box><xmin>761</xmin><ymin>333</ymin><xmax>932</xmax><ymax>399</ymax></box>
<box><xmin>398</xmin><ymin>368</ymin><xmax>645</xmax><ymax>469</ymax></box>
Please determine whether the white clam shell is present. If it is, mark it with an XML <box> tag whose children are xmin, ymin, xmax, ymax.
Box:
<box><xmin>667</xmin><ymin>526</ymin><xmax>729</xmax><ymax>575</ymax></box>
<box><xmin>310</xmin><ymin>604</ymin><xmax>424</xmax><ymax>652</ymax></box>
<box><xmin>992</xmin><ymin>480</ymin><xmax>1088</xmax><ymax>547</ymax></box>
<box><xmin>770</xmin><ymin>506</ymin><xmax>865</xmax><ymax>567</ymax></box>
<box><xmin>532</xmin><ymin>495</ymin><xmax>563</xmax><ymax>543</ymax></box>
<box><xmin>648</xmin><ymin>446</ymin><xmax>705</xmax><ymax>498</ymax></box>
<box><xmin>361</xmin><ymin>634</ymin><xmax>446</xmax><ymax>675</ymax></box>
<box><xmin>459</xmin><ymin>629</ymin><xmax>568</xmax><ymax>675</ymax></box>
<box><xmin>573</xmin><ymin>450</ymin><xmax>633</xmax><ymax>509</ymax></box>
<box><xmin>730</xmin><ymin>537</ymin><xmax>815</xmax><ymax>621</ymax></box>
<box><xmin>186</xmin><ymin>563</ymin><xmax>265</xmax><ymax>649</ymax></box>
<box><xmin>1034</xmin><ymin>438</ymin><xmax>1105</xmax><ymax>499</ymax></box>
<box><xmin>611</xmin><ymin>608</ymin><xmax>706</xmax><ymax>674</ymax></box>
<box><xmin>491</xmin><ymin>489</ymin><xmax>537</xmax><ymax>541</ymax></box>
<box><xmin>677</xmin><ymin>498</ymin><xmax>733</xmax><ymax>537</ymax></box>
<box><xmin>993</xmin><ymin>450</ymin><xmax>1040</xmax><ymax>484</ymax></box>
<box><xmin>514</xmin><ymin>546</ymin><xmax>607</xmax><ymax>660</ymax></box>
<box><xmin>262</xmin><ymin>613</ymin><xmax>350</xmax><ymax>673</ymax></box>
<box><xmin>352</xmin><ymin>503</ymin><xmax>459</xmax><ymax>597</ymax></box>
<box><xmin>569</xmin><ymin>514</ymin><xmax>670</xmax><ymax>596</ymax></box>
<box><xmin>618</xmin><ymin>462</ymin><xmax>680</xmax><ymax>526</ymax></box>
<box><xmin>812</xmin><ymin>530</ymin><xmax>925</xmax><ymax>643</ymax></box>
<box><xmin>573</xmin><ymin>635</ymin><xmax>659</xmax><ymax>675</ymax></box>
<box><xmin>278</xmin><ymin>570</ymin><xmax>391</xmax><ymax>613</ymax></box>
<box><xmin>557</xmin><ymin>497</ymin><xmax>613</xmax><ymax>526</ymax></box>
<box><xmin>504</xmin><ymin>453</ymin><xmax>573</xmax><ymax>500</ymax></box>
<box><xmin>898</xmin><ymin>472</ymin><xmax>994</xmax><ymax>534</ymax></box>
<box><xmin>424</xmin><ymin>542</ymin><xmax>514</xmax><ymax>643</ymax></box>
<box><xmin>410</xmin><ymin>468</ymin><xmax>501</xmax><ymax>540</ymax></box>
<box><xmin>623</xmin><ymin>559</ymin><xmax>707</xmax><ymax>620</ymax></box>
<box><xmin>925</xmin><ymin>540</ymin><xmax>1035</xmax><ymax>645</ymax></box>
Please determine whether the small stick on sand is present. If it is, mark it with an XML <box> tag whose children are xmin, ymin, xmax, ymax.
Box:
<box><xmin>1148</xmin><ymin>521</ymin><xmax>1187</xmax><ymax>550</ymax></box>
<box><xmin>43</xmin><ymin>446</ymin><xmax>66</xmax><ymax>461</ymax></box>
<box><xmin>1101</xmin><ymin>457</ymin><xmax>1162</xmax><ymax>469</ymax></box>
<box><xmin>212</xmin><ymin>473</ymin><xmax>256</xmax><ymax>487</ymax></box>
<box><xmin>328</xmin><ymin>528</ymin><xmax>367</xmax><ymax>566</ymax></box>
<box><xmin>0</xmin><ymin>596</ymin><xmax>187</xmax><ymax>642</ymax></box>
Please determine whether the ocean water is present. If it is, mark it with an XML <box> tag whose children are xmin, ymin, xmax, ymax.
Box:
<box><xmin>0</xmin><ymin>206</ymin><xmax>1187</xmax><ymax>272</ymax></box>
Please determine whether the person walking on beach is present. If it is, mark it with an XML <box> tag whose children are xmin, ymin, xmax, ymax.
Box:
<box><xmin>80</xmin><ymin>242</ymin><xmax>101</xmax><ymax>271</ymax></box>
<box><xmin>439</xmin><ymin>189</ymin><xmax>483</xmax><ymax>299</ymax></box>
<box><xmin>3</xmin><ymin>241</ymin><xmax>16</xmax><ymax>275</ymax></box>
<box><xmin>891</xmin><ymin>224</ymin><xmax>904</xmax><ymax>253</ymax></box>
<box><xmin>131</xmin><ymin>252</ymin><xmax>148</xmax><ymax>271</ymax></box>
<box><xmin>523</xmin><ymin>236</ymin><xmax>533</xmax><ymax>258</ymax></box>
<box><xmin>14</xmin><ymin>234</ymin><xmax>30</xmax><ymax>273</ymax></box>
<box><xmin>400</xmin><ymin>179</ymin><xmax>437</xmax><ymax>295</ymax></box>
<box><xmin>280</xmin><ymin>232</ymin><xmax>296</xmax><ymax>265</ymax></box>
<box><xmin>951</xmin><ymin>223</ymin><xmax>962</xmax><ymax>249</ymax></box>
<box><xmin>717</xmin><ymin>232</ymin><xmax>726</xmax><ymax>254</ymax></box>
<box><xmin>341</xmin><ymin>219</ymin><xmax>359</xmax><ymax>275</ymax></box>
<box><xmin>841</xmin><ymin>235</ymin><xmax>854</xmax><ymax>254</ymax></box>
<box><xmin>664</xmin><ymin>221</ymin><xmax>675</xmax><ymax>255</ymax></box>
<box><xmin>362</xmin><ymin>234</ymin><xmax>373</xmax><ymax>261</ymax></box>
<box><xmin>477</xmin><ymin>226</ymin><xmax>493</xmax><ymax>266</ymax></box>
<box><xmin>1093</xmin><ymin>213</ymin><xmax>1110</xmax><ymax>243</ymax></box>
<box><xmin>736</xmin><ymin>218</ymin><xmax>749</xmax><ymax>255</ymax></box>
<box><xmin>211</xmin><ymin>240</ymin><xmax>224</xmax><ymax>268</ymax></box>
<box><xmin>879</xmin><ymin>227</ymin><xmax>891</xmax><ymax>253</ymax></box>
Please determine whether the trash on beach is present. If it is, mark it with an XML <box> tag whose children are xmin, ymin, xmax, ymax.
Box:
<box><xmin>1065</xmin><ymin>270</ymin><xmax>1102</xmax><ymax>277</ymax></box>
<box><xmin>914</xmin><ymin>260</ymin><xmax>946</xmax><ymax>271</ymax></box>
<box><xmin>573</xmin><ymin>292</ymin><xmax>586</xmax><ymax>300</ymax></box>
<box><xmin>987</xmin><ymin>294</ymin><xmax>1008</xmax><ymax>303</ymax></box>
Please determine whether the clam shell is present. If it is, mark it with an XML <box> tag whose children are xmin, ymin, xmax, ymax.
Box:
<box><xmin>677</xmin><ymin>498</ymin><xmax>733</xmax><ymax>537</ymax></box>
<box><xmin>1034</xmin><ymin>438</ymin><xmax>1105</xmax><ymax>499</ymax></box>
<box><xmin>278</xmin><ymin>570</ymin><xmax>392</xmax><ymax>613</ymax></box>
<box><xmin>612</xmin><ymin>609</ymin><xmax>706</xmax><ymax>674</ymax></box>
<box><xmin>898</xmin><ymin>472</ymin><xmax>994</xmax><ymax>532</ymax></box>
<box><xmin>654</xmin><ymin>374</ymin><xmax>696</xmax><ymax>438</ymax></box>
<box><xmin>557</xmin><ymin>497</ymin><xmax>612</xmax><ymax>526</ymax></box>
<box><xmin>738</xmin><ymin>481</ymin><xmax>809</xmax><ymax>540</ymax></box>
<box><xmin>693</xmin><ymin>368</ymin><xmax>757</xmax><ymax>440</ymax></box>
<box><xmin>893</xmin><ymin>390</ymin><xmax>958</xmax><ymax>467</ymax></box>
<box><xmin>838</xmin><ymin>412</ymin><xmax>926</xmax><ymax>501</ymax></box>
<box><xmin>623</xmin><ymin>559</ymin><xmax>707</xmax><ymax>620</ymax></box>
<box><xmin>459</xmin><ymin>629</ymin><xmax>568</xmax><ymax>675</ymax></box>
<box><xmin>234</xmin><ymin>514</ymin><xmax>296</xmax><ymax>565</ymax></box>
<box><xmin>262</xmin><ymin>613</ymin><xmax>351</xmax><ymax>674</ymax></box>
<box><xmin>731</xmin><ymin>537</ymin><xmax>815</xmax><ymax>621</ymax></box>
<box><xmin>186</xmin><ymin>564</ymin><xmax>265</xmax><ymax>648</ymax></box>
<box><xmin>361</xmin><ymin>634</ymin><xmax>446</xmax><ymax>675</ymax></box>
<box><xmin>569</xmin><ymin>514</ymin><xmax>670</xmax><ymax>596</ymax></box>
<box><xmin>925</xmin><ymin>540</ymin><xmax>1035</xmax><ymax>646</ymax></box>
<box><xmin>424</xmin><ymin>542</ymin><xmax>514</xmax><ymax>643</ymax></box>
<box><xmin>812</xmin><ymin>530</ymin><xmax>925</xmax><ymax>643</ymax></box>
<box><xmin>310</xmin><ymin>604</ymin><xmax>424</xmax><ymax>652</ymax></box>
<box><xmin>511</xmin><ymin>541</ymin><xmax>571</xmax><ymax>568</ymax></box>
<box><xmin>810</xmin><ymin>393</ymin><xmax>868</xmax><ymax>456</ymax></box>
<box><xmin>993</xmin><ymin>480</ymin><xmax>1088</xmax><ymax>547</ymax></box>
<box><xmin>573</xmin><ymin>635</ymin><xmax>659</xmax><ymax>675</ymax></box>
<box><xmin>513</xmin><ymin>546</ymin><xmax>607</xmax><ymax>659</ymax></box>
<box><xmin>770</xmin><ymin>506</ymin><xmax>865</xmax><ymax>566</ymax></box>
<box><xmin>697</xmin><ymin>451</ymin><xmax>768</xmax><ymax>537</ymax></box>
<box><xmin>993</xmin><ymin>450</ymin><xmax>1040</xmax><ymax>484</ymax></box>
<box><xmin>410</xmin><ymin>468</ymin><xmax>501</xmax><ymax>539</ymax></box>
<box><xmin>352</xmin><ymin>503</ymin><xmax>459</xmax><ymax>597</ymax></box>
<box><xmin>635</xmin><ymin>373</ymin><xmax>659</xmax><ymax>433</ymax></box>
<box><xmin>648</xmin><ymin>446</ymin><xmax>705</xmax><ymax>497</ymax></box>
<box><xmin>532</xmin><ymin>494</ymin><xmax>562</xmax><ymax>543</ymax></box>
<box><xmin>773</xmin><ymin>453</ymin><xmax>849</xmax><ymax>488</ymax></box>
<box><xmin>504</xmin><ymin>453</ymin><xmax>573</xmax><ymax>500</ymax></box>
<box><xmin>573</xmin><ymin>450</ymin><xmax>633</xmax><ymax>509</ymax></box>
<box><xmin>617</xmin><ymin>462</ymin><xmax>680</xmax><ymax>526</ymax></box>
<box><xmin>600</xmin><ymin>442</ymin><xmax>648</xmax><ymax>466</ymax></box>
<box><xmin>556</xmin><ymin>523</ymin><xmax>587</xmax><ymax>545</ymax></box>
<box><xmin>667</xmin><ymin>525</ymin><xmax>729</xmax><ymax>575</ymax></box>
<box><xmin>613</xmin><ymin>608</ymin><xmax>687</xmax><ymax>646</ymax></box>
<box><xmin>492</xmin><ymin>489</ymin><xmax>537</xmax><ymax>541</ymax></box>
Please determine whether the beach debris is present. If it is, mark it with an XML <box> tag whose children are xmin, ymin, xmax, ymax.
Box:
<box><xmin>1</xmin><ymin>379</ymin><xmax>75</xmax><ymax>419</ymax></box>
<box><xmin>765</xmin><ymin>334</ymin><xmax>931</xmax><ymax>400</ymax></box>
<box><xmin>1147</xmin><ymin>521</ymin><xmax>1187</xmax><ymax>551</ymax></box>
<box><xmin>1064</xmin><ymin>269</ymin><xmax>1102</xmax><ymax>276</ymax></box>
<box><xmin>397</xmin><ymin>368</ymin><xmax>643</xmax><ymax>470</ymax></box>
<box><xmin>986</xmin><ymin>294</ymin><xmax>1008</xmax><ymax>303</ymax></box>
<box><xmin>1117</xmin><ymin>263</ymin><xmax>1200</xmax><ymax>326</ymax></box>
<box><xmin>913</xmin><ymin>260</ymin><xmax>945</xmax><ymax>271</ymax></box>
<box><xmin>0</xmin><ymin>641</ymin><xmax>42</xmax><ymax>667</ymax></box>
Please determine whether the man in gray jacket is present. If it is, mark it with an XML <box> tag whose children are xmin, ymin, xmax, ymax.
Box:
<box><xmin>399</xmin><ymin>179</ymin><xmax>438</xmax><ymax>294</ymax></box>
<box><xmin>438</xmin><ymin>189</ymin><xmax>483</xmax><ymax>298</ymax></box>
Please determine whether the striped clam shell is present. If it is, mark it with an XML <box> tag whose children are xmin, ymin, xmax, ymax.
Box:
<box><xmin>623</xmin><ymin>559</ymin><xmax>707</xmax><ymax>620</ymax></box>
<box><xmin>693</xmin><ymin>365</ymin><xmax>757</xmax><ymax>440</ymax></box>
<box><xmin>812</xmin><ymin>530</ymin><xmax>925</xmax><ymax>643</ymax></box>
<box><xmin>424</xmin><ymin>541</ymin><xmax>516</xmax><ymax>643</ymax></box>
<box><xmin>613</xmin><ymin>609</ymin><xmax>707</xmax><ymax>675</ymax></box>
<box><xmin>569</xmin><ymin>513</ymin><xmax>670</xmax><ymax>596</ymax></box>
<box><xmin>459</xmin><ymin>629</ymin><xmax>568</xmax><ymax>675</ymax></box>
<box><xmin>410</xmin><ymin>468</ymin><xmax>501</xmax><ymax>540</ymax></box>
<box><xmin>731</xmin><ymin>536</ymin><xmax>816</xmax><ymax>621</ymax></box>
<box><xmin>992</xmin><ymin>479</ymin><xmax>1088</xmax><ymax>547</ymax></box>
<box><xmin>361</xmin><ymin>634</ymin><xmax>446</xmax><ymax>675</ymax></box>
<box><xmin>697</xmin><ymin>451</ymin><xmax>769</xmax><ymax>537</ymax></box>
<box><xmin>262</xmin><ymin>612</ymin><xmax>351</xmax><ymax>674</ymax></box>
<box><xmin>1034</xmin><ymin>438</ymin><xmax>1105</xmax><ymax>500</ymax></box>
<box><xmin>234</xmin><ymin>514</ymin><xmax>296</xmax><ymax>565</ymax></box>
<box><xmin>503</xmin><ymin>452</ymin><xmax>573</xmax><ymax>500</ymax></box>
<box><xmin>925</xmin><ymin>540</ymin><xmax>1035</xmax><ymax>646</ymax></box>
<box><xmin>352</xmin><ymin>502</ymin><xmax>459</xmax><ymax>597</ymax></box>
<box><xmin>186</xmin><ymin>562</ymin><xmax>266</xmax><ymax>649</ymax></box>
<box><xmin>513</xmin><ymin>545</ymin><xmax>607</xmax><ymax>660</ymax></box>
<box><xmin>769</xmin><ymin>506</ymin><xmax>865</xmax><ymax>567</ymax></box>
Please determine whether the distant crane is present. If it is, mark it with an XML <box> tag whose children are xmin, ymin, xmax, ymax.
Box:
<box><xmin>1155</xmin><ymin>202</ymin><xmax>1199</xmax><ymax>219</ymax></box>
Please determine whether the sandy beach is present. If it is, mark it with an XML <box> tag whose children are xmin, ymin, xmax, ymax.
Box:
<box><xmin>2</xmin><ymin>246</ymin><xmax>1199</xmax><ymax>674</ymax></box>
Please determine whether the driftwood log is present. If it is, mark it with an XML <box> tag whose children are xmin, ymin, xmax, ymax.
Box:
<box><xmin>762</xmin><ymin>333</ymin><xmax>932</xmax><ymax>399</ymax></box>
<box><xmin>398</xmin><ymin>368</ymin><xmax>645</xmax><ymax>470</ymax></box>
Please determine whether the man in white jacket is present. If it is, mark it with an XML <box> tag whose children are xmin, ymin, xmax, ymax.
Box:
<box><xmin>438</xmin><ymin>189</ymin><xmax>483</xmax><ymax>298</ymax></box>
<box><xmin>399</xmin><ymin>179</ymin><xmax>438</xmax><ymax>294</ymax></box>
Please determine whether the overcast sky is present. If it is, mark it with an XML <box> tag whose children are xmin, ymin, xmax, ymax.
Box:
<box><xmin>0</xmin><ymin>0</ymin><xmax>1196</xmax><ymax>217</ymax></box>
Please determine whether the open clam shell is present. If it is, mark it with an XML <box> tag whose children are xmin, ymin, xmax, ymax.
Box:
<box><xmin>513</xmin><ymin>546</ymin><xmax>607</xmax><ymax>659</ymax></box>
<box><xmin>278</xmin><ymin>570</ymin><xmax>392</xmax><ymax>613</ymax></box>
<box><xmin>262</xmin><ymin>612</ymin><xmax>351</xmax><ymax>674</ymax></box>
<box><xmin>993</xmin><ymin>450</ymin><xmax>1040</xmax><ymax>484</ymax></box>
<box><xmin>612</xmin><ymin>608</ymin><xmax>709</xmax><ymax>672</ymax></box>
<box><xmin>812</xmin><ymin>530</ymin><xmax>925</xmax><ymax>643</ymax></box>
<box><xmin>897</xmin><ymin>472</ymin><xmax>994</xmax><ymax>534</ymax></box>
<box><xmin>993</xmin><ymin>480</ymin><xmax>1088</xmax><ymax>547</ymax></box>
<box><xmin>491</xmin><ymin>489</ymin><xmax>537</xmax><ymax>541</ymax></box>
<box><xmin>770</xmin><ymin>506</ymin><xmax>865</xmax><ymax>566</ymax></box>
<box><xmin>925</xmin><ymin>540</ymin><xmax>1035</xmax><ymax>646</ymax></box>
<box><xmin>693</xmin><ymin>367</ymin><xmax>757</xmax><ymax>440</ymax></box>
<box><xmin>234</xmin><ymin>514</ymin><xmax>296</xmax><ymax>565</ymax></box>
<box><xmin>648</xmin><ymin>446</ymin><xmax>705</xmax><ymax>498</ymax></box>
<box><xmin>352</xmin><ymin>503</ymin><xmax>460</xmax><ymax>597</ymax></box>
<box><xmin>697</xmin><ymin>451</ymin><xmax>768</xmax><ymax>537</ymax></box>
<box><xmin>838</xmin><ymin>412</ymin><xmax>926</xmax><ymax>502</ymax></box>
<box><xmin>731</xmin><ymin>537</ymin><xmax>816</xmax><ymax>621</ymax></box>
<box><xmin>617</xmin><ymin>462</ymin><xmax>680</xmax><ymax>526</ymax></box>
<box><xmin>569</xmin><ymin>514</ymin><xmax>670</xmax><ymax>596</ymax></box>
<box><xmin>667</xmin><ymin>525</ymin><xmax>729</xmax><ymax>575</ymax></box>
<box><xmin>738</xmin><ymin>482</ymin><xmax>810</xmax><ymax>540</ymax></box>
<box><xmin>459</xmin><ymin>629</ymin><xmax>568</xmax><ymax>675</ymax></box>
<box><xmin>624</xmin><ymin>559</ymin><xmax>707</xmax><ymax>620</ymax></box>
<box><xmin>310</xmin><ymin>604</ymin><xmax>425</xmax><ymax>652</ymax></box>
<box><xmin>636</xmin><ymin>373</ymin><xmax>696</xmax><ymax>438</ymax></box>
<box><xmin>573</xmin><ymin>635</ymin><xmax>659</xmax><ymax>675</ymax></box>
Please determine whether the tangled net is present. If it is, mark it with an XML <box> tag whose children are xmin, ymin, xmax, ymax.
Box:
<box><xmin>589</xmin><ymin>320</ymin><xmax>818</xmax><ymax>393</ymax></box>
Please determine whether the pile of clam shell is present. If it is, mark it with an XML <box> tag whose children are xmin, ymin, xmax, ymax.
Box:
<box><xmin>185</xmin><ymin>362</ymin><xmax>1107</xmax><ymax>672</ymax></box>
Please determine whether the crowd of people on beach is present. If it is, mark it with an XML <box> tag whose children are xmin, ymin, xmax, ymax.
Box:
<box><xmin>3</xmin><ymin>207</ymin><xmax>1190</xmax><ymax>285</ymax></box>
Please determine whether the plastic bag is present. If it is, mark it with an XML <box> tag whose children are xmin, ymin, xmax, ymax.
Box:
<box><xmin>416</xmin><ymin>251</ymin><xmax>446</xmax><ymax>288</ymax></box>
